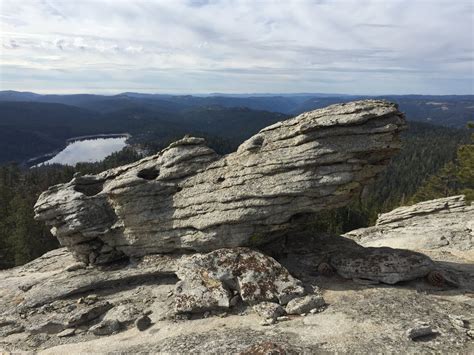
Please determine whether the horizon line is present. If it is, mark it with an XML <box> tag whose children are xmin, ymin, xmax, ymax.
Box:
<box><xmin>1</xmin><ymin>89</ymin><xmax>473</xmax><ymax>97</ymax></box>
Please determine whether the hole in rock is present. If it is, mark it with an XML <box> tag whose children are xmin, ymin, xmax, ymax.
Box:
<box><xmin>217</xmin><ymin>176</ymin><xmax>225</xmax><ymax>183</ymax></box>
<box><xmin>252</xmin><ymin>136</ymin><xmax>264</xmax><ymax>146</ymax></box>
<box><xmin>137</xmin><ymin>167</ymin><xmax>160</xmax><ymax>180</ymax></box>
<box><xmin>288</xmin><ymin>212</ymin><xmax>313</xmax><ymax>224</ymax></box>
<box><xmin>73</xmin><ymin>182</ymin><xmax>104</xmax><ymax>196</ymax></box>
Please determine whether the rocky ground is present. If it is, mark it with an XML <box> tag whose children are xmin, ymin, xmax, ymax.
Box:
<box><xmin>1</xmin><ymin>196</ymin><xmax>472</xmax><ymax>353</ymax></box>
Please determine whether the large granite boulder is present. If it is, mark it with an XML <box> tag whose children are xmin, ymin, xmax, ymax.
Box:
<box><xmin>175</xmin><ymin>247</ymin><xmax>305</xmax><ymax>313</ymax></box>
<box><xmin>34</xmin><ymin>100</ymin><xmax>406</xmax><ymax>264</ymax></box>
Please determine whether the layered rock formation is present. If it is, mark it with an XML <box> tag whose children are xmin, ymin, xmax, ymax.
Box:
<box><xmin>34</xmin><ymin>100</ymin><xmax>406</xmax><ymax>264</ymax></box>
<box><xmin>345</xmin><ymin>195</ymin><xmax>473</xmax><ymax>253</ymax></box>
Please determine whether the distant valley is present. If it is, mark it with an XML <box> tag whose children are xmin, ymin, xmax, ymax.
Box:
<box><xmin>0</xmin><ymin>91</ymin><xmax>472</xmax><ymax>165</ymax></box>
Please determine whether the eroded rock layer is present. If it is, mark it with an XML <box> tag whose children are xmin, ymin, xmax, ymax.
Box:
<box><xmin>344</xmin><ymin>195</ymin><xmax>474</xmax><ymax>253</ymax></box>
<box><xmin>34</xmin><ymin>100</ymin><xmax>406</xmax><ymax>264</ymax></box>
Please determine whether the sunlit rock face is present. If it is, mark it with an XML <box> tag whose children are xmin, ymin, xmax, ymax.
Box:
<box><xmin>34</xmin><ymin>100</ymin><xmax>406</xmax><ymax>264</ymax></box>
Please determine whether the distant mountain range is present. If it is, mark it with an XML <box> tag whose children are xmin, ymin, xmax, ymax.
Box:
<box><xmin>0</xmin><ymin>90</ymin><xmax>472</xmax><ymax>164</ymax></box>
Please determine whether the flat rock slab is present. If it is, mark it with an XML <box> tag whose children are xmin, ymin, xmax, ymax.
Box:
<box><xmin>345</xmin><ymin>195</ymin><xmax>474</xmax><ymax>253</ymax></box>
<box><xmin>261</xmin><ymin>232</ymin><xmax>436</xmax><ymax>285</ymax></box>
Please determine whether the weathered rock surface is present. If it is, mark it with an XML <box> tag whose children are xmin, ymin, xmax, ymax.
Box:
<box><xmin>344</xmin><ymin>195</ymin><xmax>473</xmax><ymax>253</ymax></box>
<box><xmin>285</xmin><ymin>294</ymin><xmax>326</xmax><ymax>315</ymax></box>
<box><xmin>261</xmin><ymin>231</ymin><xmax>437</xmax><ymax>285</ymax></box>
<box><xmin>34</xmin><ymin>100</ymin><xmax>406</xmax><ymax>264</ymax></box>
<box><xmin>0</xmin><ymin>196</ymin><xmax>473</xmax><ymax>353</ymax></box>
<box><xmin>253</xmin><ymin>302</ymin><xmax>286</xmax><ymax>321</ymax></box>
<box><xmin>175</xmin><ymin>248</ymin><xmax>305</xmax><ymax>313</ymax></box>
<box><xmin>405</xmin><ymin>321</ymin><xmax>436</xmax><ymax>340</ymax></box>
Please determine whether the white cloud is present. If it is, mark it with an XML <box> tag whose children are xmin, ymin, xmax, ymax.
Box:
<box><xmin>0</xmin><ymin>0</ymin><xmax>472</xmax><ymax>94</ymax></box>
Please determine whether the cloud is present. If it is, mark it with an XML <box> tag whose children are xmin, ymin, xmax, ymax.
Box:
<box><xmin>0</xmin><ymin>0</ymin><xmax>472</xmax><ymax>94</ymax></box>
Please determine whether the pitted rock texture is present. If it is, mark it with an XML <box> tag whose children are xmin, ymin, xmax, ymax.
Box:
<box><xmin>344</xmin><ymin>195</ymin><xmax>474</xmax><ymax>253</ymax></box>
<box><xmin>34</xmin><ymin>100</ymin><xmax>406</xmax><ymax>264</ymax></box>
<box><xmin>175</xmin><ymin>248</ymin><xmax>305</xmax><ymax>313</ymax></box>
<box><xmin>261</xmin><ymin>232</ymin><xmax>436</xmax><ymax>285</ymax></box>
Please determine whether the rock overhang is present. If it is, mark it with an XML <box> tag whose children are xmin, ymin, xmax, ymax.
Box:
<box><xmin>34</xmin><ymin>100</ymin><xmax>406</xmax><ymax>265</ymax></box>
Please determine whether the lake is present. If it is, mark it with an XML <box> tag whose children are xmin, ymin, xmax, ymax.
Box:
<box><xmin>37</xmin><ymin>135</ymin><xmax>129</xmax><ymax>166</ymax></box>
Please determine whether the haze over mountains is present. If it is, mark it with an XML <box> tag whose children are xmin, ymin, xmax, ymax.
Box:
<box><xmin>0</xmin><ymin>90</ymin><xmax>473</xmax><ymax>164</ymax></box>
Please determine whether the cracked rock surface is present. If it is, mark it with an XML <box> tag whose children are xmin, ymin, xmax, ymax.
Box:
<box><xmin>175</xmin><ymin>248</ymin><xmax>304</xmax><ymax>313</ymax></box>
<box><xmin>0</xmin><ymin>196</ymin><xmax>473</xmax><ymax>353</ymax></box>
<box><xmin>344</xmin><ymin>195</ymin><xmax>474</xmax><ymax>254</ymax></box>
<box><xmin>34</xmin><ymin>100</ymin><xmax>406</xmax><ymax>264</ymax></box>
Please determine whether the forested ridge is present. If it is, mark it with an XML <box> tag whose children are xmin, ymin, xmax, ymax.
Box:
<box><xmin>1</xmin><ymin>92</ymin><xmax>473</xmax><ymax>165</ymax></box>
<box><xmin>0</xmin><ymin>121</ymin><xmax>471</xmax><ymax>269</ymax></box>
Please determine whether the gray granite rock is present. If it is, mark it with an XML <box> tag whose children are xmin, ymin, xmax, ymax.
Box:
<box><xmin>174</xmin><ymin>248</ymin><xmax>305</xmax><ymax>314</ymax></box>
<box><xmin>262</xmin><ymin>232</ymin><xmax>437</xmax><ymax>285</ymax></box>
<box><xmin>34</xmin><ymin>100</ymin><xmax>406</xmax><ymax>264</ymax></box>
<box><xmin>344</xmin><ymin>195</ymin><xmax>473</xmax><ymax>252</ymax></box>
<box><xmin>405</xmin><ymin>321</ymin><xmax>435</xmax><ymax>340</ymax></box>
<box><xmin>102</xmin><ymin>304</ymin><xmax>141</xmax><ymax>325</ymax></box>
<box><xmin>66</xmin><ymin>302</ymin><xmax>113</xmax><ymax>327</ymax></box>
<box><xmin>253</xmin><ymin>302</ymin><xmax>286</xmax><ymax>320</ymax></box>
<box><xmin>285</xmin><ymin>295</ymin><xmax>325</xmax><ymax>315</ymax></box>
<box><xmin>135</xmin><ymin>315</ymin><xmax>152</xmax><ymax>331</ymax></box>
<box><xmin>89</xmin><ymin>319</ymin><xmax>121</xmax><ymax>336</ymax></box>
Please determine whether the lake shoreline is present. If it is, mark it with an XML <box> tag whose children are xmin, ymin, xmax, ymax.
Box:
<box><xmin>27</xmin><ymin>133</ymin><xmax>131</xmax><ymax>167</ymax></box>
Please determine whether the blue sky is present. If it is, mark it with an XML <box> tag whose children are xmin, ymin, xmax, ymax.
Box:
<box><xmin>0</xmin><ymin>0</ymin><xmax>473</xmax><ymax>94</ymax></box>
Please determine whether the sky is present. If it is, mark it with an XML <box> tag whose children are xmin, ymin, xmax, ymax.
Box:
<box><xmin>0</xmin><ymin>0</ymin><xmax>473</xmax><ymax>95</ymax></box>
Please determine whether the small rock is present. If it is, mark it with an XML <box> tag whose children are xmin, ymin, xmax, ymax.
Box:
<box><xmin>0</xmin><ymin>324</ymin><xmax>25</xmax><ymax>337</ymax></box>
<box><xmin>285</xmin><ymin>294</ymin><xmax>325</xmax><ymax>315</ymax></box>
<box><xmin>65</xmin><ymin>304</ymin><xmax>77</xmax><ymax>312</ymax></box>
<box><xmin>467</xmin><ymin>330</ymin><xmax>474</xmax><ymax>338</ymax></box>
<box><xmin>260</xmin><ymin>318</ymin><xmax>276</xmax><ymax>326</ymax></box>
<box><xmin>57</xmin><ymin>328</ymin><xmax>76</xmax><ymax>338</ymax></box>
<box><xmin>90</xmin><ymin>319</ymin><xmax>121</xmax><ymax>336</ymax></box>
<box><xmin>135</xmin><ymin>315</ymin><xmax>152</xmax><ymax>331</ymax></box>
<box><xmin>84</xmin><ymin>294</ymin><xmax>98</xmax><ymax>305</ymax></box>
<box><xmin>300</xmin><ymin>313</ymin><xmax>306</xmax><ymax>317</ymax></box>
<box><xmin>28</xmin><ymin>320</ymin><xmax>65</xmax><ymax>335</ymax></box>
<box><xmin>406</xmin><ymin>321</ymin><xmax>435</xmax><ymax>340</ymax></box>
<box><xmin>18</xmin><ymin>284</ymin><xmax>33</xmax><ymax>292</ymax></box>
<box><xmin>67</xmin><ymin>301</ymin><xmax>113</xmax><ymax>327</ymax></box>
<box><xmin>86</xmin><ymin>294</ymin><xmax>98</xmax><ymax>301</ymax></box>
<box><xmin>448</xmin><ymin>315</ymin><xmax>468</xmax><ymax>329</ymax></box>
<box><xmin>277</xmin><ymin>316</ymin><xmax>290</xmax><ymax>322</ymax></box>
<box><xmin>253</xmin><ymin>302</ymin><xmax>286</xmax><ymax>320</ymax></box>
<box><xmin>64</xmin><ymin>262</ymin><xmax>87</xmax><ymax>272</ymax></box>
<box><xmin>103</xmin><ymin>304</ymin><xmax>140</xmax><ymax>324</ymax></box>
